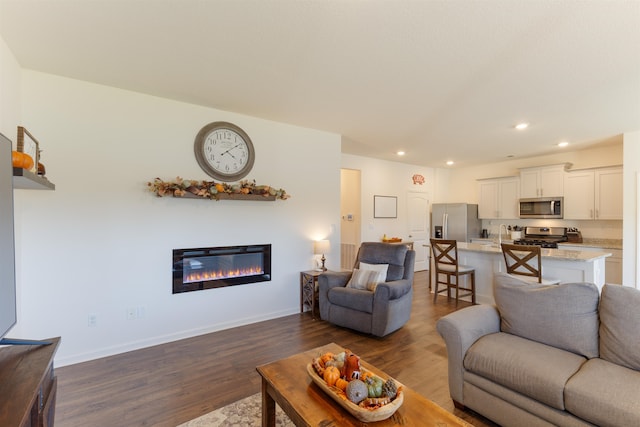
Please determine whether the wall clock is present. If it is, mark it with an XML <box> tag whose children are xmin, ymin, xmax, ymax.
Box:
<box><xmin>194</xmin><ymin>121</ymin><xmax>255</xmax><ymax>182</ymax></box>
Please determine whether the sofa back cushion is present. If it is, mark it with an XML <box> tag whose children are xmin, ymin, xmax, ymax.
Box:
<box><xmin>356</xmin><ymin>242</ymin><xmax>408</xmax><ymax>281</ymax></box>
<box><xmin>494</xmin><ymin>273</ymin><xmax>600</xmax><ymax>358</ymax></box>
<box><xmin>599</xmin><ymin>284</ymin><xmax>640</xmax><ymax>371</ymax></box>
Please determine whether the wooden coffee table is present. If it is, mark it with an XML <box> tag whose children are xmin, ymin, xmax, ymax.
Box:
<box><xmin>256</xmin><ymin>342</ymin><xmax>471</xmax><ymax>426</ymax></box>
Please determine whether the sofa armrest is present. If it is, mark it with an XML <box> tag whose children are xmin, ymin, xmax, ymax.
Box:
<box><xmin>436</xmin><ymin>305</ymin><xmax>501</xmax><ymax>404</ymax></box>
<box><xmin>318</xmin><ymin>271</ymin><xmax>351</xmax><ymax>291</ymax></box>
<box><xmin>375</xmin><ymin>279</ymin><xmax>412</xmax><ymax>300</ymax></box>
<box><xmin>318</xmin><ymin>271</ymin><xmax>352</xmax><ymax>320</ymax></box>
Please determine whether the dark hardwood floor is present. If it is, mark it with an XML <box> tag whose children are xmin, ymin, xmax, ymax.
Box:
<box><xmin>55</xmin><ymin>271</ymin><xmax>497</xmax><ymax>426</ymax></box>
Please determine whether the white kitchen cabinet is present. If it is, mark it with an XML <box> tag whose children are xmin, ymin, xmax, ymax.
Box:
<box><xmin>478</xmin><ymin>177</ymin><xmax>519</xmax><ymax>219</ymax></box>
<box><xmin>560</xmin><ymin>245</ymin><xmax>622</xmax><ymax>285</ymax></box>
<box><xmin>520</xmin><ymin>165</ymin><xmax>566</xmax><ymax>198</ymax></box>
<box><xmin>563</xmin><ymin>167</ymin><xmax>622</xmax><ymax>220</ymax></box>
<box><xmin>595</xmin><ymin>167</ymin><xmax>623</xmax><ymax>220</ymax></box>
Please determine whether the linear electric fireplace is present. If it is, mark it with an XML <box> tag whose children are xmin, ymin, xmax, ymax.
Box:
<box><xmin>173</xmin><ymin>244</ymin><xmax>271</xmax><ymax>294</ymax></box>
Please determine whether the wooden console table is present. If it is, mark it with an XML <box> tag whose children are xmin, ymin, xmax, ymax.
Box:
<box><xmin>0</xmin><ymin>337</ymin><xmax>60</xmax><ymax>427</ymax></box>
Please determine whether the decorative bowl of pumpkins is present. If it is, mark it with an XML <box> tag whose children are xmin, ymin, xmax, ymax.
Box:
<box><xmin>307</xmin><ymin>348</ymin><xmax>404</xmax><ymax>422</ymax></box>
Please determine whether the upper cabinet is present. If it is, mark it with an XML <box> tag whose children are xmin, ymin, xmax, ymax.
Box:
<box><xmin>519</xmin><ymin>165</ymin><xmax>567</xmax><ymax>198</ymax></box>
<box><xmin>563</xmin><ymin>166</ymin><xmax>622</xmax><ymax>220</ymax></box>
<box><xmin>478</xmin><ymin>176</ymin><xmax>520</xmax><ymax>219</ymax></box>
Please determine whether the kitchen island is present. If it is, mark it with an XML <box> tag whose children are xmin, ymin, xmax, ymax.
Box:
<box><xmin>441</xmin><ymin>242</ymin><xmax>611</xmax><ymax>304</ymax></box>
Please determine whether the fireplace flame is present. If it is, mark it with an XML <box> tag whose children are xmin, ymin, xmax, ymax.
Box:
<box><xmin>184</xmin><ymin>266</ymin><xmax>264</xmax><ymax>284</ymax></box>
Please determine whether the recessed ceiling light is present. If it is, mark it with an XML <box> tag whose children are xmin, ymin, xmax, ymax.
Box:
<box><xmin>515</xmin><ymin>122</ymin><xmax>529</xmax><ymax>130</ymax></box>
<box><xmin>558</xmin><ymin>141</ymin><xmax>569</xmax><ymax>147</ymax></box>
<box><xmin>397</xmin><ymin>151</ymin><xmax>405</xmax><ymax>156</ymax></box>
<box><xmin>446</xmin><ymin>161</ymin><xmax>454</xmax><ymax>166</ymax></box>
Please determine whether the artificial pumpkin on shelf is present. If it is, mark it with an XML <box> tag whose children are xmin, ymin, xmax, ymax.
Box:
<box><xmin>11</xmin><ymin>151</ymin><xmax>34</xmax><ymax>170</ymax></box>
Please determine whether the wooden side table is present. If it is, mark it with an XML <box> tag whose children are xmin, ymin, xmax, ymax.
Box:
<box><xmin>300</xmin><ymin>270</ymin><xmax>324</xmax><ymax>319</ymax></box>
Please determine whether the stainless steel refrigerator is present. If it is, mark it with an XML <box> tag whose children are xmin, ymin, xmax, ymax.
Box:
<box><xmin>431</xmin><ymin>203</ymin><xmax>481</xmax><ymax>242</ymax></box>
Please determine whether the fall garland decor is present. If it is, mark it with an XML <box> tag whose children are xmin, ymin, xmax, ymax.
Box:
<box><xmin>148</xmin><ymin>177</ymin><xmax>290</xmax><ymax>201</ymax></box>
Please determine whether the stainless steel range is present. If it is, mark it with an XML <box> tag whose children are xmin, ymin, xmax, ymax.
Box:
<box><xmin>513</xmin><ymin>226</ymin><xmax>568</xmax><ymax>248</ymax></box>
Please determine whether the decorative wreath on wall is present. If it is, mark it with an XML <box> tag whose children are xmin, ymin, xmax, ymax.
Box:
<box><xmin>148</xmin><ymin>177</ymin><xmax>290</xmax><ymax>201</ymax></box>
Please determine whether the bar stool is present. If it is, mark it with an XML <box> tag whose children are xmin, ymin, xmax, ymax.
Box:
<box><xmin>430</xmin><ymin>239</ymin><xmax>476</xmax><ymax>304</ymax></box>
<box><xmin>501</xmin><ymin>243</ymin><xmax>560</xmax><ymax>285</ymax></box>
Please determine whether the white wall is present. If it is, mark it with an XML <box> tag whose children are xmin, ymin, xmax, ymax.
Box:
<box><xmin>623</xmin><ymin>131</ymin><xmax>639</xmax><ymax>286</ymax></box>
<box><xmin>12</xmin><ymin>70</ymin><xmax>341</xmax><ymax>365</ymax></box>
<box><xmin>341</xmin><ymin>154</ymin><xmax>435</xmax><ymax>242</ymax></box>
<box><xmin>0</xmin><ymin>36</ymin><xmax>21</xmax><ymax>140</ymax></box>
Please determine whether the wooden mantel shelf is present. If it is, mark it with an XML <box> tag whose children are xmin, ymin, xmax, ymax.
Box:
<box><xmin>12</xmin><ymin>167</ymin><xmax>55</xmax><ymax>190</ymax></box>
<box><xmin>165</xmin><ymin>192</ymin><xmax>276</xmax><ymax>201</ymax></box>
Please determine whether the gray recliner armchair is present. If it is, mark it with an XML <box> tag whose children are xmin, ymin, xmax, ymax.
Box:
<box><xmin>318</xmin><ymin>242</ymin><xmax>416</xmax><ymax>337</ymax></box>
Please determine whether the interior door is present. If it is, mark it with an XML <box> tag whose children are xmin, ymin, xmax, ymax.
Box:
<box><xmin>407</xmin><ymin>191</ymin><xmax>430</xmax><ymax>271</ymax></box>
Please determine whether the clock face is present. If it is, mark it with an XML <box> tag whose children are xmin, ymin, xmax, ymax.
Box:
<box><xmin>194</xmin><ymin>122</ymin><xmax>255</xmax><ymax>181</ymax></box>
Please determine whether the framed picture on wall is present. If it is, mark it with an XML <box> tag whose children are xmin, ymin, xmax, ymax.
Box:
<box><xmin>374</xmin><ymin>195</ymin><xmax>397</xmax><ymax>218</ymax></box>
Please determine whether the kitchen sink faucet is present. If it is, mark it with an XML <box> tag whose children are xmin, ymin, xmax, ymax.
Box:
<box><xmin>499</xmin><ymin>224</ymin><xmax>509</xmax><ymax>246</ymax></box>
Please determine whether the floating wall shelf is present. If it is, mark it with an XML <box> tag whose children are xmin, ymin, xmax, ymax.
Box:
<box><xmin>164</xmin><ymin>192</ymin><xmax>276</xmax><ymax>201</ymax></box>
<box><xmin>148</xmin><ymin>178</ymin><xmax>289</xmax><ymax>201</ymax></box>
<box><xmin>13</xmin><ymin>168</ymin><xmax>55</xmax><ymax>190</ymax></box>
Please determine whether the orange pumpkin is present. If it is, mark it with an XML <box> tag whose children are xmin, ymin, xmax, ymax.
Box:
<box><xmin>335</xmin><ymin>378</ymin><xmax>349</xmax><ymax>391</ymax></box>
<box><xmin>12</xmin><ymin>151</ymin><xmax>34</xmax><ymax>170</ymax></box>
<box><xmin>320</xmin><ymin>352</ymin><xmax>334</xmax><ymax>365</ymax></box>
<box><xmin>323</xmin><ymin>365</ymin><xmax>340</xmax><ymax>387</ymax></box>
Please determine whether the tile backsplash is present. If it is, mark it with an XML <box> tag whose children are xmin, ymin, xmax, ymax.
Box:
<box><xmin>480</xmin><ymin>220</ymin><xmax>622</xmax><ymax>241</ymax></box>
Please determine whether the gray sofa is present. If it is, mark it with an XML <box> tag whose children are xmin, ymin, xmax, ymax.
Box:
<box><xmin>437</xmin><ymin>272</ymin><xmax>640</xmax><ymax>427</ymax></box>
<box><xmin>318</xmin><ymin>242</ymin><xmax>415</xmax><ymax>337</ymax></box>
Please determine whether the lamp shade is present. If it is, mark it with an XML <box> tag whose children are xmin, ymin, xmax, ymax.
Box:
<box><xmin>314</xmin><ymin>239</ymin><xmax>330</xmax><ymax>255</ymax></box>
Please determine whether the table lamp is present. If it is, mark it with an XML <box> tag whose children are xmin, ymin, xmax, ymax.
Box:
<box><xmin>314</xmin><ymin>239</ymin><xmax>330</xmax><ymax>271</ymax></box>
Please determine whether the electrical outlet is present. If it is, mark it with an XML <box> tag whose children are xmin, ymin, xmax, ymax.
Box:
<box><xmin>88</xmin><ymin>314</ymin><xmax>97</xmax><ymax>327</ymax></box>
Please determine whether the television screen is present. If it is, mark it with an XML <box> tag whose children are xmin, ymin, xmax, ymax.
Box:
<box><xmin>0</xmin><ymin>132</ymin><xmax>17</xmax><ymax>340</ymax></box>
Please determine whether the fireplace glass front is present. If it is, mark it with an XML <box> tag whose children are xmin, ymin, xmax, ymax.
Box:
<box><xmin>173</xmin><ymin>244</ymin><xmax>271</xmax><ymax>294</ymax></box>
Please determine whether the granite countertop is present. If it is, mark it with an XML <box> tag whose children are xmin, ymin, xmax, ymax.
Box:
<box><xmin>457</xmin><ymin>242</ymin><xmax>612</xmax><ymax>262</ymax></box>
<box><xmin>471</xmin><ymin>237</ymin><xmax>623</xmax><ymax>250</ymax></box>
<box><xmin>558</xmin><ymin>239</ymin><xmax>623</xmax><ymax>250</ymax></box>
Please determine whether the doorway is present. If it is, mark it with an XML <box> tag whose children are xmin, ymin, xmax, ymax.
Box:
<box><xmin>340</xmin><ymin>169</ymin><xmax>361</xmax><ymax>270</ymax></box>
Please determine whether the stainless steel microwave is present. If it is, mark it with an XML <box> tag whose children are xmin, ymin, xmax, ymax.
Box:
<box><xmin>519</xmin><ymin>197</ymin><xmax>563</xmax><ymax>219</ymax></box>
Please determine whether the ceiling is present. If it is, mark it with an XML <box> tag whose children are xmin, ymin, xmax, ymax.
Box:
<box><xmin>1</xmin><ymin>0</ymin><xmax>639</xmax><ymax>168</ymax></box>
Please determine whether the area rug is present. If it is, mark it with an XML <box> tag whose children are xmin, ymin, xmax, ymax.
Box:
<box><xmin>177</xmin><ymin>393</ymin><xmax>295</xmax><ymax>427</ymax></box>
